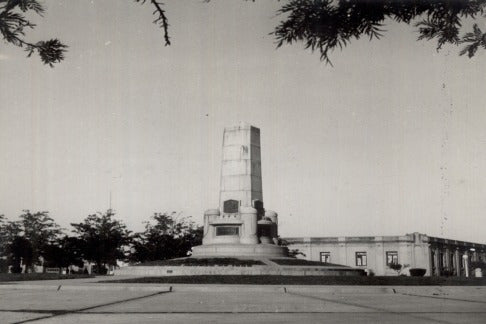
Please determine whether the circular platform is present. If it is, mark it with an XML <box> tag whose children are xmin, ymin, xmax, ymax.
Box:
<box><xmin>191</xmin><ymin>243</ymin><xmax>289</xmax><ymax>258</ymax></box>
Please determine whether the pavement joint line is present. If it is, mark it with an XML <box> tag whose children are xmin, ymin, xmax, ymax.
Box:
<box><xmin>286</xmin><ymin>291</ymin><xmax>455</xmax><ymax>324</ymax></box>
<box><xmin>397</xmin><ymin>292</ymin><xmax>486</xmax><ymax>304</ymax></box>
<box><xmin>2</xmin><ymin>310</ymin><xmax>486</xmax><ymax>314</ymax></box>
<box><xmin>9</xmin><ymin>289</ymin><xmax>172</xmax><ymax>324</ymax></box>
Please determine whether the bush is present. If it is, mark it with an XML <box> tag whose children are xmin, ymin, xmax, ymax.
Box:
<box><xmin>441</xmin><ymin>268</ymin><xmax>454</xmax><ymax>277</ymax></box>
<box><xmin>388</xmin><ymin>263</ymin><xmax>402</xmax><ymax>274</ymax></box>
<box><xmin>0</xmin><ymin>259</ymin><xmax>8</xmax><ymax>273</ymax></box>
<box><xmin>10</xmin><ymin>264</ymin><xmax>22</xmax><ymax>273</ymax></box>
<box><xmin>409</xmin><ymin>268</ymin><xmax>426</xmax><ymax>277</ymax></box>
<box><xmin>92</xmin><ymin>265</ymin><xmax>108</xmax><ymax>275</ymax></box>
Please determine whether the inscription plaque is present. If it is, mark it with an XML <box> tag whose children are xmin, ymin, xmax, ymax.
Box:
<box><xmin>223</xmin><ymin>199</ymin><xmax>239</xmax><ymax>213</ymax></box>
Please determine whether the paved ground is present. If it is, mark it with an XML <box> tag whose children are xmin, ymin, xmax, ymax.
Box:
<box><xmin>1</xmin><ymin>278</ymin><xmax>485</xmax><ymax>323</ymax></box>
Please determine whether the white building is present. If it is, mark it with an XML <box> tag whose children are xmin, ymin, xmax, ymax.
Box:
<box><xmin>285</xmin><ymin>232</ymin><xmax>486</xmax><ymax>276</ymax></box>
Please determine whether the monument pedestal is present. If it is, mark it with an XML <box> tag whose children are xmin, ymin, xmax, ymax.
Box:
<box><xmin>191</xmin><ymin>243</ymin><xmax>288</xmax><ymax>258</ymax></box>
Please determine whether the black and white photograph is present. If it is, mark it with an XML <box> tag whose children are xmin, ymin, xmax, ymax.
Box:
<box><xmin>1</xmin><ymin>1</ymin><xmax>485</xmax><ymax>323</ymax></box>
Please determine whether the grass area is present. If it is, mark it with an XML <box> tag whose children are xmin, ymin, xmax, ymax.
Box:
<box><xmin>103</xmin><ymin>275</ymin><xmax>486</xmax><ymax>286</ymax></box>
<box><xmin>271</xmin><ymin>258</ymin><xmax>343</xmax><ymax>267</ymax></box>
<box><xmin>135</xmin><ymin>258</ymin><xmax>265</xmax><ymax>267</ymax></box>
<box><xmin>0</xmin><ymin>273</ymin><xmax>94</xmax><ymax>282</ymax></box>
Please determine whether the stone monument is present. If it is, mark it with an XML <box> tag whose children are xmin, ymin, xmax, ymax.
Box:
<box><xmin>116</xmin><ymin>122</ymin><xmax>365</xmax><ymax>276</ymax></box>
<box><xmin>191</xmin><ymin>122</ymin><xmax>288</xmax><ymax>257</ymax></box>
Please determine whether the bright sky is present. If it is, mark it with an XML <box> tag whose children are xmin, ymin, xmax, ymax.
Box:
<box><xmin>1</xmin><ymin>0</ymin><xmax>485</xmax><ymax>243</ymax></box>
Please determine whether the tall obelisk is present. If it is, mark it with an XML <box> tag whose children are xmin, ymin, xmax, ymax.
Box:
<box><xmin>191</xmin><ymin>122</ymin><xmax>287</xmax><ymax>257</ymax></box>
<box><xmin>219</xmin><ymin>122</ymin><xmax>263</xmax><ymax>211</ymax></box>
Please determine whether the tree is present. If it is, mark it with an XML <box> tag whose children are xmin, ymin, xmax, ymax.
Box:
<box><xmin>0</xmin><ymin>215</ymin><xmax>22</xmax><ymax>272</ymax></box>
<box><xmin>0</xmin><ymin>211</ymin><xmax>62</xmax><ymax>272</ymax></box>
<box><xmin>17</xmin><ymin>210</ymin><xmax>62</xmax><ymax>271</ymax></box>
<box><xmin>0</xmin><ymin>215</ymin><xmax>15</xmax><ymax>258</ymax></box>
<box><xmin>71</xmin><ymin>210</ymin><xmax>131</xmax><ymax>273</ymax></box>
<box><xmin>274</xmin><ymin>0</ymin><xmax>486</xmax><ymax>64</ymax></box>
<box><xmin>7</xmin><ymin>236</ymin><xmax>32</xmax><ymax>273</ymax></box>
<box><xmin>3</xmin><ymin>1</ymin><xmax>486</xmax><ymax>66</ymax></box>
<box><xmin>0</xmin><ymin>0</ymin><xmax>67</xmax><ymax>66</ymax></box>
<box><xmin>129</xmin><ymin>212</ymin><xmax>203</xmax><ymax>263</ymax></box>
<box><xmin>43</xmin><ymin>236</ymin><xmax>85</xmax><ymax>273</ymax></box>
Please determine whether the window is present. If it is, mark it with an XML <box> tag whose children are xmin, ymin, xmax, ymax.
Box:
<box><xmin>320</xmin><ymin>252</ymin><xmax>331</xmax><ymax>263</ymax></box>
<box><xmin>215</xmin><ymin>226</ymin><xmax>239</xmax><ymax>236</ymax></box>
<box><xmin>386</xmin><ymin>251</ymin><xmax>398</xmax><ymax>266</ymax></box>
<box><xmin>355</xmin><ymin>252</ymin><xmax>367</xmax><ymax>266</ymax></box>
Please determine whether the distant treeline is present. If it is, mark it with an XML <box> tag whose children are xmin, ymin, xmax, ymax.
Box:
<box><xmin>0</xmin><ymin>210</ymin><xmax>202</xmax><ymax>274</ymax></box>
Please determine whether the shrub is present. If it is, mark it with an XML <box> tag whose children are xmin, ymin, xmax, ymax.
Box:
<box><xmin>365</xmin><ymin>269</ymin><xmax>375</xmax><ymax>277</ymax></box>
<box><xmin>10</xmin><ymin>264</ymin><xmax>22</xmax><ymax>273</ymax></box>
<box><xmin>409</xmin><ymin>268</ymin><xmax>426</xmax><ymax>277</ymax></box>
<box><xmin>441</xmin><ymin>268</ymin><xmax>454</xmax><ymax>277</ymax></box>
<box><xmin>0</xmin><ymin>259</ymin><xmax>8</xmax><ymax>273</ymax></box>
<box><xmin>388</xmin><ymin>263</ymin><xmax>402</xmax><ymax>274</ymax></box>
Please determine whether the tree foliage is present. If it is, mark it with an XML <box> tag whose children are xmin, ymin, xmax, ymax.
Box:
<box><xmin>17</xmin><ymin>210</ymin><xmax>63</xmax><ymax>269</ymax></box>
<box><xmin>129</xmin><ymin>212</ymin><xmax>203</xmax><ymax>263</ymax></box>
<box><xmin>1</xmin><ymin>212</ymin><xmax>63</xmax><ymax>272</ymax></box>
<box><xmin>274</xmin><ymin>0</ymin><xmax>486</xmax><ymax>64</ymax></box>
<box><xmin>71</xmin><ymin>210</ymin><xmax>131</xmax><ymax>272</ymax></box>
<box><xmin>43</xmin><ymin>236</ymin><xmax>85</xmax><ymax>271</ymax></box>
<box><xmin>7</xmin><ymin>236</ymin><xmax>32</xmax><ymax>273</ymax></box>
<box><xmin>388</xmin><ymin>262</ymin><xmax>403</xmax><ymax>274</ymax></box>
<box><xmin>0</xmin><ymin>0</ymin><xmax>67</xmax><ymax>66</ymax></box>
<box><xmin>2</xmin><ymin>1</ymin><xmax>486</xmax><ymax>66</ymax></box>
<box><xmin>0</xmin><ymin>211</ymin><xmax>62</xmax><ymax>271</ymax></box>
<box><xmin>0</xmin><ymin>214</ymin><xmax>21</xmax><ymax>256</ymax></box>
<box><xmin>1</xmin><ymin>214</ymin><xmax>23</xmax><ymax>272</ymax></box>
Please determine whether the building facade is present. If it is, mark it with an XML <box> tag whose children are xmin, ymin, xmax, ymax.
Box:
<box><xmin>285</xmin><ymin>233</ymin><xmax>486</xmax><ymax>276</ymax></box>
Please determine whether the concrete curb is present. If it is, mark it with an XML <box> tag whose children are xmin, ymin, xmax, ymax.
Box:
<box><xmin>0</xmin><ymin>283</ymin><xmax>408</xmax><ymax>294</ymax></box>
<box><xmin>1</xmin><ymin>282</ymin><xmax>485</xmax><ymax>294</ymax></box>
<box><xmin>0</xmin><ymin>284</ymin><xmax>173</xmax><ymax>292</ymax></box>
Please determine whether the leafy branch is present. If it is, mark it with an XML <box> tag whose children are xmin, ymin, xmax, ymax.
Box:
<box><xmin>0</xmin><ymin>0</ymin><xmax>67</xmax><ymax>66</ymax></box>
<box><xmin>274</xmin><ymin>0</ymin><xmax>486</xmax><ymax>65</ymax></box>
<box><xmin>460</xmin><ymin>23</ymin><xmax>486</xmax><ymax>57</ymax></box>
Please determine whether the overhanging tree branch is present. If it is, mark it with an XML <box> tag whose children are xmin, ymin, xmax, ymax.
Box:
<box><xmin>135</xmin><ymin>0</ymin><xmax>170</xmax><ymax>46</ymax></box>
<box><xmin>0</xmin><ymin>0</ymin><xmax>66</xmax><ymax>66</ymax></box>
<box><xmin>274</xmin><ymin>0</ymin><xmax>486</xmax><ymax>64</ymax></box>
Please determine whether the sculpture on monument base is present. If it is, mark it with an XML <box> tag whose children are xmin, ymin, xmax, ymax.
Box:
<box><xmin>191</xmin><ymin>122</ymin><xmax>288</xmax><ymax>257</ymax></box>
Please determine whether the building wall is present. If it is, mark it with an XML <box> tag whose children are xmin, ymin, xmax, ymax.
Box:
<box><xmin>285</xmin><ymin>233</ymin><xmax>485</xmax><ymax>277</ymax></box>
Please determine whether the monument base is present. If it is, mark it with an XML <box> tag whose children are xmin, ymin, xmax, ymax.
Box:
<box><xmin>115</xmin><ymin>256</ymin><xmax>366</xmax><ymax>277</ymax></box>
<box><xmin>191</xmin><ymin>243</ymin><xmax>288</xmax><ymax>258</ymax></box>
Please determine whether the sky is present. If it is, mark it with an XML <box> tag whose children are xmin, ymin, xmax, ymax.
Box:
<box><xmin>1</xmin><ymin>0</ymin><xmax>485</xmax><ymax>243</ymax></box>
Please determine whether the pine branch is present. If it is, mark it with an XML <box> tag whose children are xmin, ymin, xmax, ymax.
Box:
<box><xmin>0</xmin><ymin>0</ymin><xmax>66</xmax><ymax>66</ymax></box>
<box><xmin>459</xmin><ymin>23</ymin><xmax>486</xmax><ymax>58</ymax></box>
<box><xmin>135</xmin><ymin>0</ymin><xmax>170</xmax><ymax>46</ymax></box>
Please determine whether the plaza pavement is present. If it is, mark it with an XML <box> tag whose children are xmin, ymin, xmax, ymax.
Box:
<box><xmin>0</xmin><ymin>277</ymin><xmax>485</xmax><ymax>323</ymax></box>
